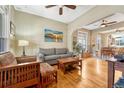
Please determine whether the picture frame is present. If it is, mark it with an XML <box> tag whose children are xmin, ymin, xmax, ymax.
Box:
<box><xmin>44</xmin><ymin>28</ymin><xmax>63</xmax><ymax>42</ymax></box>
<box><xmin>10</xmin><ymin>21</ymin><xmax>15</xmax><ymax>37</ymax></box>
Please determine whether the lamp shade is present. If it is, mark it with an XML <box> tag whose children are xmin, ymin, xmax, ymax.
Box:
<box><xmin>18</xmin><ymin>40</ymin><xmax>29</xmax><ymax>46</ymax></box>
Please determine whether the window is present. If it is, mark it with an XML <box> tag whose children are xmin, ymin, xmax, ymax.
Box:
<box><xmin>115</xmin><ymin>37</ymin><xmax>124</xmax><ymax>46</ymax></box>
<box><xmin>110</xmin><ymin>32</ymin><xmax>124</xmax><ymax>47</ymax></box>
<box><xmin>96</xmin><ymin>34</ymin><xmax>101</xmax><ymax>50</ymax></box>
<box><xmin>77</xmin><ymin>31</ymin><xmax>88</xmax><ymax>51</ymax></box>
<box><xmin>0</xmin><ymin>6</ymin><xmax>9</xmax><ymax>53</ymax></box>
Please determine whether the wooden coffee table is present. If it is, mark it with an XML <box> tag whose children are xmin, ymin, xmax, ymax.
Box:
<box><xmin>57</xmin><ymin>57</ymin><xmax>82</xmax><ymax>74</ymax></box>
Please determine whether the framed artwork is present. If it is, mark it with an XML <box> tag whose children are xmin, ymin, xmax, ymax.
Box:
<box><xmin>10</xmin><ymin>21</ymin><xmax>15</xmax><ymax>37</ymax></box>
<box><xmin>44</xmin><ymin>28</ymin><xmax>63</xmax><ymax>42</ymax></box>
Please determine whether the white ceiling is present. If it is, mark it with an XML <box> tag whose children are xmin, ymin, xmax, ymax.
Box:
<box><xmin>14</xmin><ymin>5</ymin><xmax>95</xmax><ymax>24</ymax></box>
<box><xmin>82</xmin><ymin>13</ymin><xmax>124</xmax><ymax>30</ymax></box>
<box><xmin>99</xmin><ymin>29</ymin><xmax>124</xmax><ymax>38</ymax></box>
<box><xmin>99</xmin><ymin>27</ymin><xmax>124</xmax><ymax>34</ymax></box>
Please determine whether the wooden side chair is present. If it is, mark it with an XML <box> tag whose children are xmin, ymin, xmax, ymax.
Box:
<box><xmin>0</xmin><ymin>52</ymin><xmax>41</xmax><ymax>88</ymax></box>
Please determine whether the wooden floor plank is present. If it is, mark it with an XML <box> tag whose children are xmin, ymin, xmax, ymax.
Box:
<box><xmin>47</xmin><ymin>58</ymin><xmax>121</xmax><ymax>88</ymax></box>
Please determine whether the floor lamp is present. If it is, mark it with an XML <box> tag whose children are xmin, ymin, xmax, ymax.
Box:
<box><xmin>18</xmin><ymin>40</ymin><xmax>29</xmax><ymax>56</ymax></box>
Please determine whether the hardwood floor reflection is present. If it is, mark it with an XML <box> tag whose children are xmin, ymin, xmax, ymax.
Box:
<box><xmin>47</xmin><ymin>58</ymin><xmax>121</xmax><ymax>88</ymax></box>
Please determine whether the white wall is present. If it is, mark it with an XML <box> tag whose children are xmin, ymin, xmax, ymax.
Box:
<box><xmin>15</xmin><ymin>11</ymin><xmax>67</xmax><ymax>56</ymax></box>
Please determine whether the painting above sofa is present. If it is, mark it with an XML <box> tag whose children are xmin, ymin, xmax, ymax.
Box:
<box><xmin>44</xmin><ymin>28</ymin><xmax>63</xmax><ymax>42</ymax></box>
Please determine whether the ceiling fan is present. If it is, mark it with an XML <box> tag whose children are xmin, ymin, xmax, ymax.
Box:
<box><xmin>115</xmin><ymin>29</ymin><xmax>124</xmax><ymax>32</ymax></box>
<box><xmin>45</xmin><ymin>5</ymin><xmax>76</xmax><ymax>15</ymax></box>
<box><xmin>100</xmin><ymin>20</ymin><xmax>117</xmax><ymax>27</ymax></box>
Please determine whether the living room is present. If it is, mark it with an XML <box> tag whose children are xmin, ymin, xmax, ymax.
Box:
<box><xmin>1</xmin><ymin>5</ymin><xmax>124</xmax><ymax>88</ymax></box>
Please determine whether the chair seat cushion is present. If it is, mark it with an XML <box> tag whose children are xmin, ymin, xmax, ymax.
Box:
<box><xmin>0</xmin><ymin>52</ymin><xmax>17</xmax><ymax>67</ymax></box>
<box><xmin>45</xmin><ymin>55</ymin><xmax>60</xmax><ymax>61</ymax></box>
<box><xmin>114</xmin><ymin>54</ymin><xmax>124</xmax><ymax>62</ymax></box>
<box><xmin>40</xmin><ymin>63</ymin><xmax>56</xmax><ymax>76</ymax></box>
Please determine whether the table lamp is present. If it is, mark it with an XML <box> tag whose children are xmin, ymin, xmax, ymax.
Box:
<box><xmin>18</xmin><ymin>40</ymin><xmax>29</xmax><ymax>56</ymax></box>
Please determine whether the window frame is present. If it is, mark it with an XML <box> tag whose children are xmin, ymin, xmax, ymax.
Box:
<box><xmin>115</xmin><ymin>37</ymin><xmax>124</xmax><ymax>47</ymax></box>
<box><xmin>77</xmin><ymin>31</ymin><xmax>88</xmax><ymax>51</ymax></box>
<box><xmin>0</xmin><ymin>6</ymin><xmax>10</xmax><ymax>53</ymax></box>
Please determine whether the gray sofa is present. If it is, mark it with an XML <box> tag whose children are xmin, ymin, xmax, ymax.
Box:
<box><xmin>37</xmin><ymin>48</ymin><xmax>73</xmax><ymax>65</ymax></box>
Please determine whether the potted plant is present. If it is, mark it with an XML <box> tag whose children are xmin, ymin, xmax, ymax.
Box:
<box><xmin>74</xmin><ymin>42</ymin><xmax>84</xmax><ymax>57</ymax></box>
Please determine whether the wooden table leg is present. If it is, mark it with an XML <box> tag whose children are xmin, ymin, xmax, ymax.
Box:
<box><xmin>63</xmin><ymin>64</ymin><xmax>66</xmax><ymax>74</ymax></box>
<box><xmin>108</xmin><ymin>61</ymin><xmax>115</xmax><ymax>88</ymax></box>
<box><xmin>55</xmin><ymin>71</ymin><xmax>57</xmax><ymax>83</ymax></box>
<box><xmin>59</xmin><ymin>62</ymin><xmax>66</xmax><ymax>74</ymax></box>
<box><xmin>58</xmin><ymin>62</ymin><xmax>59</xmax><ymax>69</ymax></box>
<box><xmin>81</xmin><ymin>61</ymin><xmax>82</xmax><ymax>75</ymax></box>
<box><xmin>79</xmin><ymin>60</ymin><xmax>82</xmax><ymax>75</ymax></box>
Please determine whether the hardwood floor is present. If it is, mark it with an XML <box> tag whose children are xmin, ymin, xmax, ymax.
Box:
<box><xmin>47</xmin><ymin>57</ymin><xmax>122</xmax><ymax>88</ymax></box>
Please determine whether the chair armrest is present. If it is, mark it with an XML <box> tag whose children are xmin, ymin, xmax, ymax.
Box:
<box><xmin>0</xmin><ymin>62</ymin><xmax>41</xmax><ymax>88</ymax></box>
<box><xmin>37</xmin><ymin>52</ymin><xmax>45</xmax><ymax>62</ymax></box>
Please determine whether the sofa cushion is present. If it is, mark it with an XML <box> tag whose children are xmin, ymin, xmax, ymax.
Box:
<box><xmin>0</xmin><ymin>52</ymin><xmax>17</xmax><ymax>67</ymax></box>
<box><xmin>45</xmin><ymin>55</ymin><xmax>60</xmax><ymax>61</ymax></box>
<box><xmin>39</xmin><ymin>48</ymin><xmax>55</xmax><ymax>56</ymax></box>
<box><xmin>58</xmin><ymin>54</ymin><xmax>72</xmax><ymax>58</ymax></box>
<box><xmin>55</xmin><ymin>48</ymin><xmax>67</xmax><ymax>55</ymax></box>
<box><xmin>40</xmin><ymin>63</ymin><xmax>56</xmax><ymax>76</ymax></box>
<box><xmin>114</xmin><ymin>54</ymin><xmax>124</xmax><ymax>62</ymax></box>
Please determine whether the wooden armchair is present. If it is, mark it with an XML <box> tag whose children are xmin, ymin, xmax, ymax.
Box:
<box><xmin>0</xmin><ymin>52</ymin><xmax>41</xmax><ymax>88</ymax></box>
<box><xmin>101</xmin><ymin>47</ymin><xmax>113</xmax><ymax>58</ymax></box>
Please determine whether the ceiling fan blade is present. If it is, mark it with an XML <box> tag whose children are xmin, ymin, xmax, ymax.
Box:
<box><xmin>106</xmin><ymin>21</ymin><xmax>117</xmax><ymax>24</ymax></box>
<box><xmin>115</xmin><ymin>29</ymin><xmax>124</xmax><ymax>32</ymax></box>
<box><xmin>45</xmin><ymin>5</ymin><xmax>56</xmax><ymax>8</ymax></box>
<box><xmin>64</xmin><ymin>5</ymin><xmax>76</xmax><ymax>9</ymax></box>
<box><xmin>59</xmin><ymin>7</ymin><xmax>63</xmax><ymax>15</ymax></box>
<box><xmin>101</xmin><ymin>20</ymin><xmax>117</xmax><ymax>27</ymax></box>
